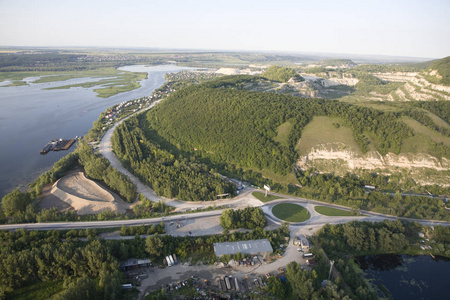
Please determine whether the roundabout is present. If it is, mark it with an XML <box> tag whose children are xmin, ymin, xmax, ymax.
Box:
<box><xmin>271</xmin><ymin>203</ymin><xmax>311</xmax><ymax>222</ymax></box>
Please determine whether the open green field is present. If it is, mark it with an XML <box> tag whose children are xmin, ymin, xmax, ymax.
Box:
<box><xmin>252</xmin><ymin>191</ymin><xmax>284</xmax><ymax>203</ymax></box>
<box><xmin>296</xmin><ymin>116</ymin><xmax>362</xmax><ymax>155</ymax></box>
<box><xmin>314</xmin><ymin>205</ymin><xmax>355</xmax><ymax>216</ymax></box>
<box><xmin>272</xmin><ymin>203</ymin><xmax>310</xmax><ymax>222</ymax></box>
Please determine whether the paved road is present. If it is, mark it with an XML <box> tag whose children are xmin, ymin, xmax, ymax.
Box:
<box><xmin>261</xmin><ymin>195</ymin><xmax>450</xmax><ymax>228</ymax></box>
<box><xmin>97</xmin><ymin>100</ymin><xmax>261</xmax><ymax>212</ymax></box>
<box><xmin>0</xmin><ymin>210</ymin><xmax>223</xmax><ymax>231</ymax></box>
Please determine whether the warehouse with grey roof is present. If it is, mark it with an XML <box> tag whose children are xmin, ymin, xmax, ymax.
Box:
<box><xmin>213</xmin><ymin>239</ymin><xmax>273</xmax><ymax>257</ymax></box>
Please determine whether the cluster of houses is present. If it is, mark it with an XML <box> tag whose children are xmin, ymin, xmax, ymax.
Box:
<box><xmin>103</xmin><ymin>83</ymin><xmax>177</xmax><ymax>125</ymax></box>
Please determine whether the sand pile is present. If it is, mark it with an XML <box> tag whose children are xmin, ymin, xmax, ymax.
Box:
<box><xmin>51</xmin><ymin>172</ymin><xmax>130</xmax><ymax>215</ymax></box>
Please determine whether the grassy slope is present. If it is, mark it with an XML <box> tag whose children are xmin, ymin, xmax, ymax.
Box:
<box><xmin>401</xmin><ymin>117</ymin><xmax>450</xmax><ymax>148</ymax></box>
<box><xmin>297</xmin><ymin>112</ymin><xmax>449</xmax><ymax>157</ymax></box>
<box><xmin>273</xmin><ymin>120</ymin><xmax>293</xmax><ymax>147</ymax></box>
<box><xmin>272</xmin><ymin>203</ymin><xmax>310</xmax><ymax>222</ymax></box>
<box><xmin>296</xmin><ymin>116</ymin><xmax>363</xmax><ymax>156</ymax></box>
<box><xmin>243</xmin><ymin>167</ymin><xmax>299</xmax><ymax>186</ymax></box>
<box><xmin>252</xmin><ymin>191</ymin><xmax>284</xmax><ymax>203</ymax></box>
<box><xmin>314</xmin><ymin>206</ymin><xmax>355</xmax><ymax>216</ymax></box>
<box><xmin>425</xmin><ymin>111</ymin><xmax>450</xmax><ymax>129</ymax></box>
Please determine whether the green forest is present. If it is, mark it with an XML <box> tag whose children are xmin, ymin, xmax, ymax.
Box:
<box><xmin>102</xmin><ymin>75</ymin><xmax>450</xmax><ymax>217</ymax></box>
<box><xmin>220</xmin><ymin>207</ymin><xmax>266</xmax><ymax>230</ymax></box>
<box><xmin>294</xmin><ymin>169</ymin><xmax>450</xmax><ymax>221</ymax></box>
<box><xmin>112</xmin><ymin>116</ymin><xmax>236</xmax><ymax>201</ymax></box>
<box><xmin>145</xmin><ymin>76</ymin><xmax>416</xmax><ymax>177</ymax></box>
<box><xmin>0</xmin><ymin>224</ymin><xmax>290</xmax><ymax>299</ymax></box>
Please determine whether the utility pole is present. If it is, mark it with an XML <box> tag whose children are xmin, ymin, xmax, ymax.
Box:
<box><xmin>328</xmin><ymin>260</ymin><xmax>335</xmax><ymax>280</ymax></box>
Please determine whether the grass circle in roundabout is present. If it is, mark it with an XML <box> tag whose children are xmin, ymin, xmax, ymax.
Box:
<box><xmin>272</xmin><ymin>203</ymin><xmax>310</xmax><ymax>222</ymax></box>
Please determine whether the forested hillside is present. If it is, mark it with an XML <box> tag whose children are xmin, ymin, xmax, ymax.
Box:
<box><xmin>145</xmin><ymin>76</ymin><xmax>413</xmax><ymax>177</ymax></box>
<box><xmin>112</xmin><ymin>117</ymin><xmax>236</xmax><ymax>201</ymax></box>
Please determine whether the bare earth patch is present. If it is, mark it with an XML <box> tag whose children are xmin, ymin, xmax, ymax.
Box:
<box><xmin>50</xmin><ymin>171</ymin><xmax>131</xmax><ymax>215</ymax></box>
<box><xmin>38</xmin><ymin>184</ymin><xmax>74</xmax><ymax>213</ymax></box>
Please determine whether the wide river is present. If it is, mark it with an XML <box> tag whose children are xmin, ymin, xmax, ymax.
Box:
<box><xmin>0</xmin><ymin>65</ymin><xmax>191</xmax><ymax>199</ymax></box>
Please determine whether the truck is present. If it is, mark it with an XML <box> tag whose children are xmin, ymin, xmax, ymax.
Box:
<box><xmin>168</xmin><ymin>255</ymin><xmax>175</xmax><ymax>266</ymax></box>
<box><xmin>234</xmin><ymin>277</ymin><xmax>240</xmax><ymax>291</ymax></box>
<box><xmin>303</xmin><ymin>253</ymin><xmax>314</xmax><ymax>258</ymax></box>
<box><xmin>224</xmin><ymin>276</ymin><xmax>232</xmax><ymax>290</ymax></box>
<box><xmin>166</xmin><ymin>256</ymin><xmax>173</xmax><ymax>267</ymax></box>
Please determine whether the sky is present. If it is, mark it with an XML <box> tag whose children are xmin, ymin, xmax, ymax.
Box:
<box><xmin>0</xmin><ymin>0</ymin><xmax>449</xmax><ymax>58</ymax></box>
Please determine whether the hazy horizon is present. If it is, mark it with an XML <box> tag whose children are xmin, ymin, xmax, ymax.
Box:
<box><xmin>1</xmin><ymin>0</ymin><xmax>449</xmax><ymax>59</ymax></box>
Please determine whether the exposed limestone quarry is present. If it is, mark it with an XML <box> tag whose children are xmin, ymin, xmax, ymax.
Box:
<box><xmin>375</xmin><ymin>72</ymin><xmax>450</xmax><ymax>101</ymax></box>
<box><xmin>297</xmin><ymin>143</ymin><xmax>450</xmax><ymax>187</ymax></box>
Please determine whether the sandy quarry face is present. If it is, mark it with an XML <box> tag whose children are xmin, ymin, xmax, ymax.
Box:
<box><xmin>51</xmin><ymin>171</ymin><xmax>131</xmax><ymax>215</ymax></box>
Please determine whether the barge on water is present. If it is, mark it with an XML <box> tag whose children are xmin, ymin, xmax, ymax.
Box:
<box><xmin>40</xmin><ymin>138</ymin><xmax>77</xmax><ymax>155</ymax></box>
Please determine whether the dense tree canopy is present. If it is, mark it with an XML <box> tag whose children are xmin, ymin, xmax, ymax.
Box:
<box><xmin>220</xmin><ymin>207</ymin><xmax>266</xmax><ymax>230</ymax></box>
<box><xmin>145</xmin><ymin>77</ymin><xmax>413</xmax><ymax>177</ymax></box>
<box><xmin>112</xmin><ymin>116</ymin><xmax>236</xmax><ymax>201</ymax></box>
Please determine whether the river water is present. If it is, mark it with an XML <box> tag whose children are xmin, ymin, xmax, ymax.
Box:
<box><xmin>355</xmin><ymin>254</ymin><xmax>450</xmax><ymax>299</ymax></box>
<box><xmin>0</xmin><ymin>64</ymin><xmax>191</xmax><ymax>199</ymax></box>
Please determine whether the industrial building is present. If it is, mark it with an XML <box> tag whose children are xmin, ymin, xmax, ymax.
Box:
<box><xmin>294</xmin><ymin>235</ymin><xmax>310</xmax><ymax>252</ymax></box>
<box><xmin>213</xmin><ymin>239</ymin><xmax>273</xmax><ymax>257</ymax></box>
<box><xmin>120</xmin><ymin>258</ymin><xmax>151</xmax><ymax>270</ymax></box>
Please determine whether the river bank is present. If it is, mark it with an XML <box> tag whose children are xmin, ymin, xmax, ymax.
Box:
<box><xmin>0</xmin><ymin>65</ymin><xmax>192</xmax><ymax>198</ymax></box>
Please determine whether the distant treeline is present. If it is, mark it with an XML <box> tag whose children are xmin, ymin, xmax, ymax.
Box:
<box><xmin>0</xmin><ymin>53</ymin><xmax>145</xmax><ymax>72</ymax></box>
<box><xmin>352</xmin><ymin>60</ymin><xmax>435</xmax><ymax>73</ymax></box>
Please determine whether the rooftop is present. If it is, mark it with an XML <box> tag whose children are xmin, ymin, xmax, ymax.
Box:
<box><xmin>120</xmin><ymin>258</ymin><xmax>151</xmax><ymax>268</ymax></box>
<box><xmin>213</xmin><ymin>239</ymin><xmax>273</xmax><ymax>256</ymax></box>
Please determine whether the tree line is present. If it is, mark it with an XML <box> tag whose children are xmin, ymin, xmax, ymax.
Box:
<box><xmin>220</xmin><ymin>207</ymin><xmax>266</xmax><ymax>230</ymax></box>
<box><xmin>0</xmin><ymin>229</ymin><xmax>122</xmax><ymax>299</ymax></box>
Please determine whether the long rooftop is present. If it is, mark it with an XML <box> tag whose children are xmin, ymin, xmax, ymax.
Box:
<box><xmin>213</xmin><ymin>239</ymin><xmax>273</xmax><ymax>256</ymax></box>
